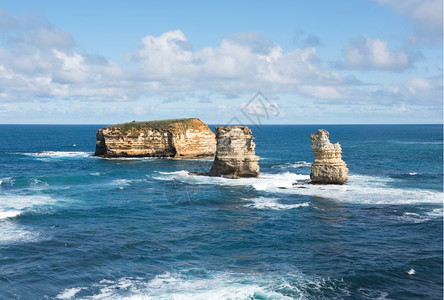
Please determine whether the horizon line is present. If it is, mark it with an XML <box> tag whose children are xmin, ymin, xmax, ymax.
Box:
<box><xmin>0</xmin><ymin>123</ymin><xmax>442</xmax><ymax>126</ymax></box>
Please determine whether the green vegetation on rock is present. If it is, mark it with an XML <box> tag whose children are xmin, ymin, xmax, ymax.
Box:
<box><xmin>107</xmin><ymin>118</ymin><xmax>201</xmax><ymax>134</ymax></box>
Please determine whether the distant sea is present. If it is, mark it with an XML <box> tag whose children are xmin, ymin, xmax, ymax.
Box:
<box><xmin>0</xmin><ymin>124</ymin><xmax>442</xmax><ymax>299</ymax></box>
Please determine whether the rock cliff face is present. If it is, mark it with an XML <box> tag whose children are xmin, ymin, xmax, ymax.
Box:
<box><xmin>208</xmin><ymin>126</ymin><xmax>260</xmax><ymax>178</ymax></box>
<box><xmin>94</xmin><ymin>118</ymin><xmax>216</xmax><ymax>158</ymax></box>
<box><xmin>310</xmin><ymin>129</ymin><xmax>348</xmax><ymax>184</ymax></box>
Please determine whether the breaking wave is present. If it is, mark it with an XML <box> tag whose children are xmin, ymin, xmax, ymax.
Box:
<box><xmin>0</xmin><ymin>194</ymin><xmax>56</xmax><ymax>220</ymax></box>
<box><xmin>0</xmin><ymin>194</ymin><xmax>56</xmax><ymax>245</ymax></box>
<box><xmin>153</xmin><ymin>171</ymin><xmax>442</xmax><ymax>205</ymax></box>
<box><xmin>56</xmin><ymin>269</ymin><xmax>357</xmax><ymax>300</ymax></box>
<box><xmin>0</xmin><ymin>177</ymin><xmax>15</xmax><ymax>186</ymax></box>
<box><xmin>22</xmin><ymin>151</ymin><xmax>93</xmax><ymax>161</ymax></box>
<box><xmin>271</xmin><ymin>161</ymin><xmax>312</xmax><ymax>169</ymax></box>
<box><xmin>243</xmin><ymin>197</ymin><xmax>310</xmax><ymax>210</ymax></box>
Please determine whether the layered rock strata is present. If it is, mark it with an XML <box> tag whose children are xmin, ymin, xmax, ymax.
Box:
<box><xmin>94</xmin><ymin>118</ymin><xmax>216</xmax><ymax>158</ymax></box>
<box><xmin>310</xmin><ymin>129</ymin><xmax>348</xmax><ymax>184</ymax></box>
<box><xmin>207</xmin><ymin>126</ymin><xmax>260</xmax><ymax>178</ymax></box>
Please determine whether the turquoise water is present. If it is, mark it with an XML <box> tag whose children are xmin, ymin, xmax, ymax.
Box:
<box><xmin>0</xmin><ymin>124</ymin><xmax>442</xmax><ymax>299</ymax></box>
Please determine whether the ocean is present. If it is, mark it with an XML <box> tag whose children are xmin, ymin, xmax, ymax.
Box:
<box><xmin>0</xmin><ymin>124</ymin><xmax>442</xmax><ymax>299</ymax></box>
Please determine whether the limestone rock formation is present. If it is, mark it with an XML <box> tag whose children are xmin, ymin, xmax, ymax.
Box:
<box><xmin>208</xmin><ymin>126</ymin><xmax>260</xmax><ymax>178</ymax></box>
<box><xmin>94</xmin><ymin>118</ymin><xmax>216</xmax><ymax>158</ymax></box>
<box><xmin>310</xmin><ymin>129</ymin><xmax>348</xmax><ymax>184</ymax></box>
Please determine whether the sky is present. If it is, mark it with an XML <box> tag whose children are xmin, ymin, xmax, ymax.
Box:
<box><xmin>0</xmin><ymin>0</ymin><xmax>442</xmax><ymax>124</ymax></box>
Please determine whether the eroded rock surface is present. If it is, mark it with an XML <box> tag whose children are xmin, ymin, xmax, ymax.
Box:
<box><xmin>94</xmin><ymin>118</ymin><xmax>216</xmax><ymax>158</ymax></box>
<box><xmin>310</xmin><ymin>129</ymin><xmax>348</xmax><ymax>184</ymax></box>
<box><xmin>208</xmin><ymin>126</ymin><xmax>260</xmax><ymax>178</ymax></box>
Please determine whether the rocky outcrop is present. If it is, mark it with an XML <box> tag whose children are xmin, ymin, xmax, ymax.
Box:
<box><xmin>207</xmin><ymin>126</ymin><xmax>260</xmax><ymax>178</ymax></box>
<box><xmin>310</xmin><ymin>129</ymin><xmax>348</xmax><ymax>184</ymax></box>
<box><xmin>94</xmin><ymin>118</ymin><xmax>216</xmax><ymax>158</ymax></box>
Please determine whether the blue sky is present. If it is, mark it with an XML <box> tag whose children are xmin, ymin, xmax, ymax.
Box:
<box><xmin>0</xmin><ymin>0</ymin><xmax>442</xmax><ymax>124</ymax></box>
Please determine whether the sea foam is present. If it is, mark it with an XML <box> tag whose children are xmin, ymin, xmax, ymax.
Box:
<box><xmin>0</xmin><ymin>194</ymin><xmax>57</xmax><ymax>245</ymax></box>
<box><xmin>55</xmin><ymin>269</ymin><xmax>352</xmax><ymax>300</ymax></box>
<box><xmin>271</xmin><ymin>161</ymin><xmax>312</xmax><ymax>169</ymax></box>
<box><xmin>0</xmin><ymin>210</ymin><xmax>22</xmax><ymax>219</ymax></box>
<box><xmin>154</xmin><ymin>170</ymin><xmax>310</xmax><ymax>190</ymax></box>
<box><xmin>55</xmin><ymin>268</ymin><xmax>389</xmax><ymax>300</ymax></box>
<box><xmin>56</xmin><ymin>287</ymin><xmax>84</xmax><ymax>299</ymax></box>
<box><xmin>23</xmin><ymin>151</ymin><xmax>93</xmax><ymax>160</ymax></box>
<box><xmin>278</xmin><ymin>174</ymin><xmax>443</xmax><ymax>205</ymax></box>
<box><xmin>0</xmin><ymin>194</ymin><xmax>56</xmax><ymax>217</ymax></box>
<box><xmin>153</xmin><ymin>171</ymin><xmax>443</xmax><ymax>206</ymax></box>
<box><xmin>244</xmin><ymin>197</ymin><xmax>310</xmax><ymax>210</ymax></box>
<box><xmin>0</xmin><ymin>221</ymin><xmax>39</xmax><ymax>245</ymax></box>
<box><xmin>0</xmin><ymin>177</ymin><xmax>15</xmax><ymax>186</ymax></box>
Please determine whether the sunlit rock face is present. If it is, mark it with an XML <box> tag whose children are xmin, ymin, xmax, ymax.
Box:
<box><xmin>310</xmin><ymin>129</ymin><xmax>348</xmax><ymax>184</ymax></box>
<box><xmin>208</xmin><ymin>126</ymin><xmax>260</xmax><ymax>178</ymax></box>
<box><xmin>94</xmin><ymin>118</ymin><xmax>216</xmax><ymax>158</ymax></box>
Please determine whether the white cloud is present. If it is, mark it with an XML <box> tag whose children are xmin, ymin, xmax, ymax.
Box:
<box><xmin>397</xmin><ymin>105</ymin><xmax>407</xmax><ymax>112</ymax></box>
<box><xmin>22</xmin><ymin>27</ymin><xmax>75</xmax><ymax>50</ymax></box>
<box><xmin>0</xmin><ymin>103</ymin><xmax>20</xmax><ymax>115</ymax></box>
<box><xmin>128</xmin><ymin>30</ymin><xmax>194</xmax><ymax>79</ymax></box>
<box><xmin>52</xmin><ymin>49</ymin><xmax>89</xmax><ymax>83</ymax></box>
<box><xmin>133</xmin><ymin>106</ymin><xmax>146</xmax><ymax>115</ymax></box>
<box><xmin>339</xmin><ymin>36</ymin><xmax>410</xmax><ymax>70</ymax></box>
<box><xmin>375</xmin><ymin>0</ymin><xmax>443</xmax><ymax>44</ymax></box>
<box><xmin>0</xmin><ymin>10</ymin><xmax>440</xmax><ymax>111</ymax></box>
<box><xmin>126</xmin><ymin>30</ymin><xmax>353</xmax><ymax>95</ymax></box>
<box><xmin>298</xmin><ymin>86</ymin><xmax>342</xmax><ymax>100</ymax></box>
<box><xmin>375</xmin><ymin>76</ymin><xmax>442</xmax><ymax>105</ymax></box>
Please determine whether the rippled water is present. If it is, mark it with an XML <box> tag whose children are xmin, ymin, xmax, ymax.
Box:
<box><xmin>0</xmin><ymin>124</ymin><xmax>442</xmax><ymax>299</ymax></box>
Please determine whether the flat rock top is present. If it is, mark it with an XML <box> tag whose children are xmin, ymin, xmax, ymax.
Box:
<box><xmin>104</xmin><ymin>118</ymin><xmax>210</xmax><ymax>134</ymax></box>
<box><xmin>215</xmin><ymin>126</ymin><xmax>252</xmax><ymax>135</ymax></box>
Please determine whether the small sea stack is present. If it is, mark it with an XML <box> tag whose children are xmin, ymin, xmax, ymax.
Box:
<box><xmin>94</xmin><ymin>118</ymin><xmax>216</xmax><ymax>158</ymax></box>
<box><xmin>208</xmin><ymin>126</ymin><xmax>260</xmax><ymax>178</ymax></box>
<box><xmin>310</xmin><ymin>129</ymin><xmax>348</xmax><ymax>184</ymax></box>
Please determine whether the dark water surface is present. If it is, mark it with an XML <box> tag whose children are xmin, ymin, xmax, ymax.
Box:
<box><xmin>0</xmin><ymin>125</ymin><xmax>442</xmax><ymax>299</ymax></box>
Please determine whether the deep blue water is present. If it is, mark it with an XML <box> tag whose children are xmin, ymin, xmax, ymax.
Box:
<box><xmin>0</xmin><ymin>124</ymin><xmax>442</xmax><ymax>299</ymax></box>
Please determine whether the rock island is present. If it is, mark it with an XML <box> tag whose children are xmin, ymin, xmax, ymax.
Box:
<box><xmin>94</xmin><ymin>118</ymin><xmax>216</xmax><ymax>158</ymax></box>
<box><xmin>208</xmin><ymin>126</ymin><xmax>260</xmax><ymax>178</ymax></box>
<box><xmin>310</xmin><ymin>129</ymin><xmax>348</xmax><ymax>184</ymax></box>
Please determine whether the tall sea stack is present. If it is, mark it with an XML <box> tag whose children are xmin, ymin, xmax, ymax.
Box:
<box><xmin>310</xmin><ymin>129</ymin><xmax>348</xmax><ymax>184</ymax></box>
<box><xmin>208</xmin><ymin>126</ymin><xmax>260</xmax><ymax>178</ymax></box>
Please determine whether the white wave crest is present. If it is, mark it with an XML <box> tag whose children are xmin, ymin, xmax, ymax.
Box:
<box><xmin>108</xmin><ymin>178</ymin><xmax>149</xmax><ymax>189</ymax></box>
<box><xmin>0</xmin><ymin>221</ymin><xmax>39</xmax><ymax>245</ymax></box>
<box><xmin>154</xmin><ymin>171</ymin><xmax>442</xmax><ymax>205</ymax></box>
<box><xmin>426</xmin><ymin>208</ymin><xmax>443</xmax><ymax>217</ymax></box>
<box><xmin>0</xmin><ymin>210</ymin><xmax>22</xmax><ymax>219</ymax></box>
<box><xmin>271</xmin><ymin>161</ymin><xmax>312</xmax><ymax>169</ymax></box>
<box><xmin>56</xmin><ymin>287</ymin><xmax>84</xmax><ymax>299</ymax></box>
<box><xmin>0</xmin><ymin>177</ymin><xmax>15</xmax><ymax>186</ymax></box>
<box><xmin>56</xmin><ymin>270</ymin><xmax>329</xmax><ymax>300</ymax></box>
<box><xmin>0</xmin><ymin>194</ymin><xmax>57</xmax><ymax>245</ymax></box>
<box><xmin>100</xmin><ymin>156</ymin><xmax>158</xmax><ymax>161</ymax></box>
<box><xmin>154</xmin><ymin>170</ymin><xmax>309</xmax><ymax>190</ymax></box>
<box><xmin>244</xmin><ymin>197</ymin><xmax>310</xmax><ymax>210</ymax></box>
<box><xmin>395</xmin><ymin>208</ymin><xmax>443</xmax><ymax>224</ymax></box>
<box><xmin>398</xmin><ymin>212</ymin><xmax>430</xmax><ymax>224</ymax></box>
<box><xmin>110</xmin><ymin>179</ymin><xmax>132</xmax><ymax>186</ymax></box>
<box><xmin>57</xmin><ymin>268</ymin><xmax>399</xmax><ymax>300</ymax></box>
<box><xmin>273</xmin><ymin>174</ymin><xmax>443</xmax><ymax>205</ymax></box>
<box><xmin>23</xmin><ymin>151</ymin><xmax>93</xmax><ymax>160</ymax></box>
<box><xmin>0</xmin><ymin>194</ymin><xmax>56</xmax><ymax>222</ymax></box>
